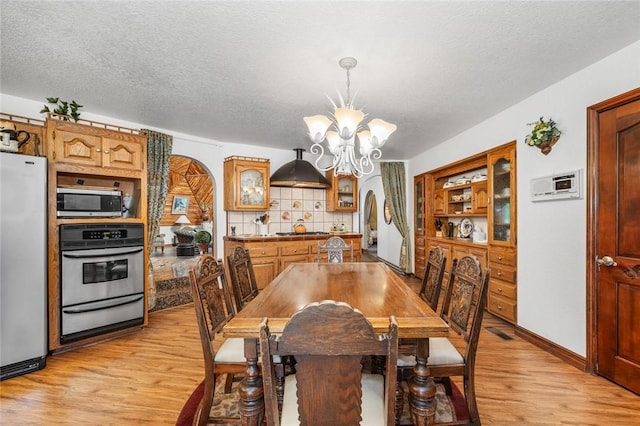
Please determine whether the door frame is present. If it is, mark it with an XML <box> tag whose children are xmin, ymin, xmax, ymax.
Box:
<box><xmin>586</xmin><ymin>87</ymin><xmax>640</xmax><ymax>374</ymax></box>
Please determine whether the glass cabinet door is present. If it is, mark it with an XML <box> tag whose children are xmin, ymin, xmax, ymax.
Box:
<box><xmin>326</xmin><ymin>173</ymin><xmax>357</xmax><ymax>212</ymax></box>
<box><xmin>415</xmin><ymin>177</ymin><xmax>424</xmax><ymax>233</ymax></box>
<box><xmin>223</xmin><ymin>157</ymin><xmax>270</xmax><ymax>211</ymax></box>
<box><xmin>488</xmin><ymin>150</ymin><xmax>515</xmax><ymax>245</ymax></box>
<box><xmin>239</xmin><ymin>167</ymin><xmax>267</xmax><ymax>207</ymax></box>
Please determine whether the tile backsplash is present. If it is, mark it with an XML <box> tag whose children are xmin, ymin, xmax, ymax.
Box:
<box><xmin>227</xmin><ymin>187</ymin><xmax>353</xmax><ymax>235</ymax></box>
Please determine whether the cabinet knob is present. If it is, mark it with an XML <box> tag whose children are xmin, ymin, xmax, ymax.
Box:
<box><xmin>96</xmin><ymin>148</ymin><xmax>101</xmax><ymax>152</ymax></box>
<box><xmin>498</xmin><ymin>305</ymin><xmax>504</xmax><ymax>310</ymax></box>
<box><xmin>261</xmin><ymin>251</ymin><xmax>265</xmax><ymax>255</ymax></box>
<box><xmin>103</xmin><ymin>149</ymin><xmax>109</xmax><ymax>154</ymax></box>
<box><xmin>497</xmin><ymin>271</ymin><xmax>502</xmax><ymax>277</ymax></box>
<box><xmin>498</xmin><ymin>287</ymin><xmax>503</xmax><ymax>293</ymax></box>
<box><xmin>498</xmin><ymin>255</ymin><xmax>503</xmax><ymax>260</ymax></box>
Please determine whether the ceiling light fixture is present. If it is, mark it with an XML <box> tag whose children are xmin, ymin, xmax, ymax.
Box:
<box><xmin>304</xmin><ymin>57</ymin><xmax>397</xmax><ymax>178</ymax></box>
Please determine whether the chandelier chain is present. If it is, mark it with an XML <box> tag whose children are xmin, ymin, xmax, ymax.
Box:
<box><xmin>345</xmin><ymin>67</ymin><xmax>351</xmax><ymax>105</ymax></box>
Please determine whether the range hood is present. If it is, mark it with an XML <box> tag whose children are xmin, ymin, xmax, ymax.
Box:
<box><xmin>270</xmin><ymin>148</ymin><xmax>331</xmax><ymax>189</ymax></box>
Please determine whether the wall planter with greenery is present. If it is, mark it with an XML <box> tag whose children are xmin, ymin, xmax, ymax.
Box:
<box><xmin>525</xmin><ymin>116</ymin><xmax>562</xmax><ymax>155</ymax></box>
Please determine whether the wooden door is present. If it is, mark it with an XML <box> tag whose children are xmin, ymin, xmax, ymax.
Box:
<box><xmin>588</xmin><ymin>88</ymin><xmax>640</xmax><ymax>394</ymax></box>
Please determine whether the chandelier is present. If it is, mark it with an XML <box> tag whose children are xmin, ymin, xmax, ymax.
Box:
<box><xmin>304</xmin><ymin>57</ymin><xmax>397</xmax><ymax>178</ymax></box>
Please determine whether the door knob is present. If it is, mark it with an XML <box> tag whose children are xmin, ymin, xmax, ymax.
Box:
<box><xmin>597</xmin><ymin>256</ymin><xmax>617</xmax><ymax>267</ymax></box>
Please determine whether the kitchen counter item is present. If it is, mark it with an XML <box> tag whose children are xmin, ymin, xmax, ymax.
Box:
<box><xmin>293</xmin><ymin>219</ymin><xmax>307</xmax><ymax>233</ymax></box>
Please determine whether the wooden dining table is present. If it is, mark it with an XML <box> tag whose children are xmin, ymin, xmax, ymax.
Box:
<box><xmin>222</xmin><ymin>262</ymin><xmax>449</xmax><ymax>425</ymax></box>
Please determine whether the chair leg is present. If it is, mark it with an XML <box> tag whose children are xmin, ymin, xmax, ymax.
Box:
<box><xmin>275</xmin><ymin>363</ymin><xmax>285</xmax><ymax>414</ymax></box>
<box><xmin>224</xmin><ymin>373</ymin><xmax>234</xmax><ymax>393</ymax></box>
<box><xmin>465</xmin><ymin>374</ymin><xmax>481</xmax><ymax>424</ymax></box>
<box><xmin>395</xmin><ymin>372</ymin><xmax>404</xmax><ymax>425</ymax></box>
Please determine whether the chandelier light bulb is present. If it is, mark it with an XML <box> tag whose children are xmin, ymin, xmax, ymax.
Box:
<box><xmin>303</xmin><ymin>115</ymin><xmax>332</xmax><ymax>143</ymax></box>
<box><xmin>368</xmin><ymin>118</ymin><xmax>397</xmax><ymax>148</ymax></box>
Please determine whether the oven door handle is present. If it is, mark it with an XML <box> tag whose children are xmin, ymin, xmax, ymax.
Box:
<box><xmin>62</xmin><ymin>248</ymin><xmax>144</xmax><ymax>259</ymax></box>
<box><xmin>62</xmin><ymin>294</ymin><xmax>144</xmax><ymax>314</ymax></box>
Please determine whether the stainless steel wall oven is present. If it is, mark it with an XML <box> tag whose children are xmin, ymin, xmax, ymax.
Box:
<box><xmin>59</xmin><ymin>223</ymin><xmax>144</xmax><ymax>343</ymax></box>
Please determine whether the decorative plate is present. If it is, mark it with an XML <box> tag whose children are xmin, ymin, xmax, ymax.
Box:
<box><xmin>459</xmin><ymin>218</ymin><xmax>473</xmax><ymax>238</ymax></box>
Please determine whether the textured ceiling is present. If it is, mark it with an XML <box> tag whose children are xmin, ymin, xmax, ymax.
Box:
<box><xmin>1</xmin><ymin>1</ymin><xmax>639</xmax><ymax>160</ymax></box>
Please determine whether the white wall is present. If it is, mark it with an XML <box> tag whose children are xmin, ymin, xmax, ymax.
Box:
<box><xmin>359</xmin><ymin>168</ymin><xmax>404</xmax><ymax>266</ymax></box>
<box><xmin>408</xmin><ymin>40</ymin><xmax>640</xmax><ymax>357</ymax></box>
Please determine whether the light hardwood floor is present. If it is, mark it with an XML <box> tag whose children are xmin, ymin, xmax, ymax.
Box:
<box><xmin>1</xmin><ymin>275</ymin><xmax>639</xmax><ymax>424</ymax></box>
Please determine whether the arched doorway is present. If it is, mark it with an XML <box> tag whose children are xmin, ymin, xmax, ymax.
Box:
<box><xmin>364</xmin><ymin>190</ymin><xmax>378</xmax><ymax>253</ymax></box>
<box><xmin>157</xmin><ymin>155</ymin><xmax>215</xmax><ymax>255</ymax></box>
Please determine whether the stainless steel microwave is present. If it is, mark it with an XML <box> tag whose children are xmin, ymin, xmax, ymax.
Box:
<box><xmin>56</xmin><ymin>188</ymin><xmax>123</xmax><ymax>217</ymax></box>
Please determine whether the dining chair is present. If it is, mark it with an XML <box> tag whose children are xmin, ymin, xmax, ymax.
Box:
<box><xmin>397</xmin><ymin>255</ymin><xmax>490</xmax><ymax>425</ymax></box>
<box><xmin>317</xmin><ymin>235</ymin><xmax>354</xmax><ymax>263</ymax></box>
<box><xmin>259</xmin><ymin>300</ymin><xmax>398</xmax><ymax>426</ymax></box>
<box><xmin>395</xmin><ymin>248</ymin><xmax>451</xmax><ymax>379</ymax></box>
<box><xmin>419</xmin><ymin>246</ymin><xmax>449</xmax><ymax>312</ymax></box>
<box><xmin>226</xmin><ymin>246</ymin><xmax>260</xmax><ymax>314</ymax></box>
<box><xmin>189</xmin><ymin>254</ymin><xmax>246</xmax><ymax>426</ymax></box>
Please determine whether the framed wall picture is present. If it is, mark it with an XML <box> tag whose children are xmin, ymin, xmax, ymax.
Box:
<box><xmin>171</xmin><ymin>196</ymin><xmax>189</xmax><ymax>214</ymax></box>
<box><xmin>384</xmin><ymin>199</ymin><xmax>392</xmax><ymax>224</ymax></box>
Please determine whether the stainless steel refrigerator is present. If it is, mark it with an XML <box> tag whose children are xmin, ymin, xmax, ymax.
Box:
<box><xmin>0</xmin><ymin>152</ymin><xmax>48</xmax><ymax>380</ymax></box>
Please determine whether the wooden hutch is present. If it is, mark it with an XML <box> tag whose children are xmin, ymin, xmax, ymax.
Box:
<box><xmin>415</xmin><ymin>141</ymin><xmax>517</xmax><ymax>324</ymax></box>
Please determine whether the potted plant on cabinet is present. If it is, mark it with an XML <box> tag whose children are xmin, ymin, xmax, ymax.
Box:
<box><xmin>194</xmin><ymin>230</ymin><xmax>212</xmax><ymax>254</ymax></box>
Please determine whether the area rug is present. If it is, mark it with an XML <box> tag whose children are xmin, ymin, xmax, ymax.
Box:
<box><xmin>176</xmin><ymin>374</ymin><xmax>468</xmax><ymax>425</ymax></box>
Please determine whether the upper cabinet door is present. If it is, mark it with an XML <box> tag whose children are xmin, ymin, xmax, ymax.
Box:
<box><xmin>488</xmin><ymin>146</ymin><xmax>516</xmax><ymax>246</ymax></box>
<box><xmin>48</xmin><ymin>120</ymin><xmax>144</xmax><ymax>171</ymax></box>
<box><xmin>326</xmin><ymin>173</ymin><xmax>358</xmax><ymax>212</ymax></box>
<box><xmin>223</xmin><ymin>157</ymin><xmax>270</xmax><ymax>211</ymax></box>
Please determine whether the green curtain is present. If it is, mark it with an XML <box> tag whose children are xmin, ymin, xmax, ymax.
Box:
<box><xmin>363</xmin><ymin>191</ymin><xmax>375</xmax><ymax>248</ymax></box>
<box><xmin>381</xmin><ymin>162</ymin><xmax>411</xmax><ymax>272</ymax></box>
<box><xmin>144</xmin><ymin>129</ymin><xmax>173</xmax><ymax>309</ymax></box>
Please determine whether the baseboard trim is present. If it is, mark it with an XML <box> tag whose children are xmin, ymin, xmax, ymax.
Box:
<box><xmin>515</xmin><ymin>325</ymin><xmax>586</xmax><ymax>371</ymax></box>
<box><xmin>373</xmin><ymin>255</ymin><xmax>406</xmax><ymax>276</ymax></box>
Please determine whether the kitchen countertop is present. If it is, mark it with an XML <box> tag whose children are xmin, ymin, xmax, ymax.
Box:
<box><xmin>224</xmin><ymin>232</ymin><xmax>362</xmax><ymax>242</ymax></box>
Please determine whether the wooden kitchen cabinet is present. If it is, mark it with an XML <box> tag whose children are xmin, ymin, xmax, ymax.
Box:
<box><xmin>224</xmin><ymin>234</ymin><xmax>362</xmax><ymax>290</ymax></box>
<box><xmin>326</xmin><ymin>172</ymin><xmax>358</xmax><ymax>212</ymax></box>
<box><xmin>415</xmin><ymin>141</ymin><xmax>517</xmax><ymax>324</ymax></box>
<box><xmin>488</xmin><ymin>246</ymin><xmax>517</xmax><ymax>323</ymax></box>
<box><xmin>0</xmin><ymin>112</ymin><xmax>46</xmax><ymax>157</ymax></box>
<box><xmin>47</xmin><ymin>118</ymin><xmax>144</xmax><ymax>171</ymax></box>
<box><xmin>45</xmin><ymin>115</ymin><xmax>148</xmax><ymax>353</ymax></box>
<box><xmin>487</xmin><ymin>143</ymin><xmax>517</xmax><ymax>323</ymax></box>
<box><xmin>488</xmin><ymin>145</ymin><xmax>516</xmax><ymax>247</ymax></box>
<box><xmin>223</xmin><ymin>156</ymin><xmax>270</xmax><ymax>211</ymax></box>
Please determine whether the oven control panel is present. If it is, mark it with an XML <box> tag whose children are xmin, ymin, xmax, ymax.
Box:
<box><xmin>60</xmin><ymin>223</ymin><xmax>144</xmax><ymax>249</ymax></box>
<box><xmin>83</xmin><ymin>229</ymin><xmax>128</xmax><ymax>240</ymax></box>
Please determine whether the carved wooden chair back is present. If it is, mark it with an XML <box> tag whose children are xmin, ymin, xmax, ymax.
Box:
<box><xmin>430</xmin><ymin>254</ymin><xmax>490</xmax><ymax>425</ymax></box>
<box><xmin>418</xmin><ymin>246</ymin><xmax>448</xmax><ymax>312</ymax></box>
<box><xmin>317</xmin><ymin>236</ymin><xmax>354</xmax><ymax>263</ymax></box>
<box><xmin>396</xmin><ymin>249</ymin><xmax>451</xmax><ymax>380</ymax></box>
<box><xmin>226</xmin><ymin>246</ymin><xmax>259</xmax><ymax>314</ymax></box>
<box><xmin>259</xmin><ymin>300</ymin><xmax>398</xmax><ymax>426</ymax></box>
<box><xmin>189</xmin><ymin>254</ymin><xmax>245</xmax><ymax>425</ymax></box>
